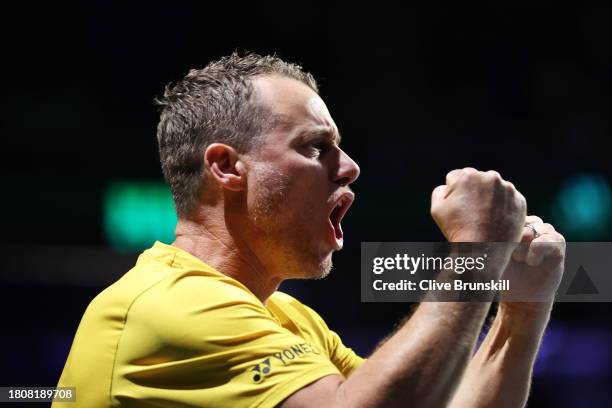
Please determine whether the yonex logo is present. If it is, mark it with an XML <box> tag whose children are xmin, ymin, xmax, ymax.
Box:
<box><xmin>250</xmin><ymin>343</ymin><xmax>319</xmax><ymax>383</ymax></box>
<box><xmin>251</xmin><ymin>358</ymin><xmax>272</xmax><ymax>383</ymax></box>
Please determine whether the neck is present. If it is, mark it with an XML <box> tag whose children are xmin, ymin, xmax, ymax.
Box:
<box><xmin>172</xmin><ymin>207</ymin><xmax>282</xmax><ymax>304</ymax></box>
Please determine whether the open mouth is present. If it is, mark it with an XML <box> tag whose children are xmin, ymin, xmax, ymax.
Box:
<box><xmin>328</xmin><ymin>192</ymin><xmax>355</xmax><ymax>249</ymax></box>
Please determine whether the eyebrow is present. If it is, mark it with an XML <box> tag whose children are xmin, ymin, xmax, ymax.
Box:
<box><xmin>300</xmin><ymin>127</ymin><xmax>342</xmax><ymax>145</ymax></box>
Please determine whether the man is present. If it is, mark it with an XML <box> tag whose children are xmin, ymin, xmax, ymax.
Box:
<box><xmin>54</xmin><ymin>52</ymin><xmax>565</xmax><ymax>407</ymax></box>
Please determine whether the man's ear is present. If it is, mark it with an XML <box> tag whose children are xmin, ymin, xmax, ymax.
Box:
<box><xmin>204</xmin><ymin>143</ymin><xmax>246</xmax><ymax>192</ymax></box>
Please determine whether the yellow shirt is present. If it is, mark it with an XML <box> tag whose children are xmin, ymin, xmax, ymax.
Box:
<box><xmin>54</xmin><ymin>241</ymin><xmax>365</xmax><ymax>407</ymax></box>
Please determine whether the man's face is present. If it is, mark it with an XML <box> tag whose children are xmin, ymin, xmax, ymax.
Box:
<box><xmin>243</xmin><ymin>75</ymin><xmax>360</xmax><ymax>280</ymax></box>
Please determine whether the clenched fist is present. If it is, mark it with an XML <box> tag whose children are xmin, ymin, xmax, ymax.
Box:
<box><xmin>500</xmin><ymin>215</ymin><xmax>566</xmax><ymax>309</ymax></box>
<box><xmin>431</xmin><ymin>168</ymin><xmax>526</xmax><ymax>242</ymax></box>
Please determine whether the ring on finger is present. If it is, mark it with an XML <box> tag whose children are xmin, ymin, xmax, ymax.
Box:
<box><xmin>525</xmin><ymin>223</ymin><xmax>541</xmax><ymax>238</ymax></box>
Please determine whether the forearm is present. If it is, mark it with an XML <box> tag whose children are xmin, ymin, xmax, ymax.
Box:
<box><xmin>449</xmin><ymin>303</ymin><xmax>553</xmax><ymax>408</ymax></box>
<box><xmin>333</xmin><ymin>243</ymin><xmax>514</xmax><ymax>407</ymax></box>
<box><xmin>336</xmin><ymin>301</ymin><xmax>490</xmax><ymax>408</ymax></box>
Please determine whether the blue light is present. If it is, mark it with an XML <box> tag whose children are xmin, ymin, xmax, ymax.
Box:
<box><xmin>552</xmin><ymin>173</ymin><xmax>612</xmax><ymax>239</ymax></box>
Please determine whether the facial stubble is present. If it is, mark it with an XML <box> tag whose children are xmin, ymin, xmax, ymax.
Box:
<box><xmin>249</xmin><ymin>164</ymin><xmax>333</xmax><ymax>279</ymax></box>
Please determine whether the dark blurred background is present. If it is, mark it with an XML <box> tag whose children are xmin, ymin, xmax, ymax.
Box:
<box><xmin>1</xmin><ymin>2</ymin><xmax>611</xmax><ymax>407</ymax></box>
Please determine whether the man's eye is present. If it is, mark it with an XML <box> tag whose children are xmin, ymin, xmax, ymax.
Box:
<box><xmin>307</xmin><ymin>142</ymin><xmax>329</xmax><ymax>156</ymax></box>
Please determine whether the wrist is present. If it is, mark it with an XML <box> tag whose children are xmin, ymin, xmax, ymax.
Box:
<box><xmin>449</xmin><ymin>229</ymin><xmax>487</xmax><ymax>243</ymax></box>
<box><xmin>499</xmin><ymin>302</ymin><xmax>553</xmax><ymax>329</ymax></box>
<box><xmin>449</xmin><ymin>220</ymin><xmax>523</xmax><ymax>243</ymax></box>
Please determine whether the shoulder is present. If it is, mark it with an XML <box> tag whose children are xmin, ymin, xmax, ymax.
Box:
<box><xmin>133</xmin><ymin>271</ymin><xmax>268</xmax><ymax>324</ymax></box>
<box><xmin>267</xmin><ymin>291</ymin><xmax>331</xmax><ymax>333</ymax></box>
<box><xmin>128</xmin><ymin>244</ymin><xmax>267</xmax><ymax>318</ymax></box>
<box><xmin>117</xmin><ymin>271</ymin><xmax>281</xmax><ymax>360</ymax></box>
<box><xmin>269</xmin><ymin>291</ymin><xmax>321</xmax><ymax>317</ymax></box>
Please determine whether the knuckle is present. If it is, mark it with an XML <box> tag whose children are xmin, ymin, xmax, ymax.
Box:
<box><xmin>446</xmin><ymin>169</ymin><xmax>461</xmax><ymax>183</ymax></box>
<box><xmin>482</xmin><ymin>170</ymin><xmax>505</xmax><ymax>187</ymax></box>
<box><xmin>486</xmin><ymin>170</ymin><xmax>501</xmax><ymax>180</ymax></box>
<box><xmin>528</xmin><ymin>215</ymin><xmax>543</xmax><ymax>224</ymax></box>
<box><xmin>461</xmin><ymin>167</ymin><xmax>478</xmax><ymax>179</ymax></box>
<box><xmin>483</xmin><ymin>172</ymin><xmax>496</xmax><ymax>183</ymax></box>
<box><xmin>502</xmin><ymin>180</ymin><xmax>515</xmax><ymax>192</ymax></box>
<box><xmin>456</xmin><ymin>171</ymin><xmax>472</xmax><ymax>182</ymax></box>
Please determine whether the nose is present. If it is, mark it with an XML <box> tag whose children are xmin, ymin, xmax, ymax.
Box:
<box><xmin>333</xmin><ymin>148</ymin><xmax>360</xmax><ymax>187</ymax></box>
